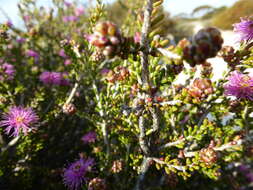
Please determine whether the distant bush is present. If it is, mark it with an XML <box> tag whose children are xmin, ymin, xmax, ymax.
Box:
<box><xmin>212</xmin><ymin>0</ymin><xmax>253</xmax><ymax>30</ymax></box>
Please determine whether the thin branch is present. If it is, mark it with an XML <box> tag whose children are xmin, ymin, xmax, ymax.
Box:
<box><xmin>1</xmin><ymin>136</ymin><xmax>20</xmax><ymax>152</ymax></box>
<box><xmin>159</xmin><ymin>137</ymin><xmax>187</xmax><ymax>150</ymax></box>
<box><xmin>64</xmin><ymin>82</ymin><xmax>79</xmax><ymax>105</ymax></box>
<box><xmin>184</xmin><ymin>139</ymin><xmax>243</xmax><ymax>158</ymax></box>
<box><xmin>138</xmin><ymin>116</ymin><xmax>150</xmax><ymax>155</ymax></box>
<box><xmin>139</xmin><ymin>0</ymin><xmax>153</xmax><ymax>85</ymax></box>
<box><xmin>152</xmin><ymin>157</ymin><xmax>186</xmax><ymax>172</ymax></box>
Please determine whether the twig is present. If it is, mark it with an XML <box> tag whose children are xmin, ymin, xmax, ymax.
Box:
<box><xmin>1</xmin><ymin>136</ymin><xmax>20</xmax><ymax>152</ymax></box>
<box><xmin>159</xmin><ymin>137</ymin><xmax>187</xmax><ymax>150</ymax></box>
<box><xmin>183</xmin><ymin>139</ymin><xmax>243</xmax><ymax>158</ymax></box>
<box><xmin>64</xmin><ymin>82</ymin><xmax>79</xmax><ymax>105</ymax></box>
<box><xmin>157</xmin><ymin>48</ymin><xmax>181</xmax><ymax>59</ymax></box>
<box><xmin>152</xmin><ymin>157</ymin><xmax>186</xmax><ymax>172</ymax></box>
<box><xmin>139</xmin><ymin>0</ymin><xmax>153</xmax><ymax>85</ymax></box>
<box><xmin>138</xmin><ymin>116</ymin><xmax>150</xmax><ymax>155</ymax></box>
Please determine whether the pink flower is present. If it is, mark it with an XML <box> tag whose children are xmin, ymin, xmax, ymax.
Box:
<box><xmin>234</xmin><ymin>16</ymin><xmax>253</xmax><ymax>42</ymax></box>
<box><xmin>63</xmin><ymin>158</ymin><xmax>94</xmax><ymax>190</ymax></box>
<box><xmin>39</xmin><ymin>71</ymin><xmax>70</xmax><ymax>86</ymax></box>
<box><xmin>0</xmin><ymin>106</ymin><xmax>39</xmax><ymax>137</ymax></box>
<box><xmin>75</xmin><ymin>7</ymin><xmax>85</xmax><ymax>17</ymax></box>
<box><xmin>224</xmin><ymin>71</ymin><xmax>253</xmax><ymax>100</ymax></box>
<box><xmin>81</xmin><ymin>131</ymin><xmax>96</xmax><ymax>144</ymax></box>
<box><xmin>0</xmin><ymin>63</ymin><xmax>15</xmax><ymax>80</ymax></box>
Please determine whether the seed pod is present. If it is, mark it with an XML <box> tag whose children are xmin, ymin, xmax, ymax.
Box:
<box><xmin>111</xmin><ymin>160</ymin><xmax>123</xmax><ymax>173</ymax></box>
<box><xmin>88</xmin><ymin>178</ymin><xmax>107</xmax><ymax>190</ymax></box>
<box><xmin>62</xmin><ymin>103</ymin><xmax>77</xmax><ymax>115</ymax></box>
<box><xmin>91</xmin><ymin>50</ymin><xmax>105</xmax><ymax>62</ymax></box>
<box><xmin>199</xmin><ymin>147</ymin><xmax>217</xmax><ymax>165</ymax></box>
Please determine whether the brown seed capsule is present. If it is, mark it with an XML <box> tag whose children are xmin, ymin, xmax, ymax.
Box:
<box><xmin>62</xmin><ymin>103</ymin><xmax>76</xmax><ymax>115</ymax></box>
<box><xmin>91</xmin><ymin>50</ymin><xmax>105</xmax><ymax>62</ymax></box>
<box><xmin>111</xmin><ymin>160</ymin><xmax>123</xmax><ymax>173</ymax></box>
<box><xmin>88</xmin><ymin>178</ymin><xmax>107</xmax><ymax>190</ymax></box>
<box><xmin>199</xmin><ymin>147</ymin><xmax>217</xmax><ymax>165</ymax></box>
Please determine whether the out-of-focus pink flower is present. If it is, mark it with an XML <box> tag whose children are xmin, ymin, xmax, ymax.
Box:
<box><xmin>63</xmin><ymin>16</ymin><xmax>79</xmax><ymax>23</ymax></box>
<box><xmin>64</xmin><ymin>59</ymin><xmax>72</xmax><ymax>66</ymax></box>
<box><xmin>134</xmin><ymin>32</ymin><xmax>141</xmax><ymax>44</ymax></box>
<box><xmin>23</xmin><ymin>15</ymin><xmax>31</xmax><ymax>23</ymax></box>
<box><xmin>26</xmin><ymin>50</ymin><xmax>39</xmax><ymax>59</ymax></box>
<box><xmin>81</xmin><ymin>131</ymin><xmax>96</xmax><ymax>144</ymax></box>
<box><xmin>39</xmin><ymin>71</ymin><xmax>70</xmax><ymax>86</ymax></box>
<box><xmin>0</xmin><ymin>63</ymin><xmax>15</xmax><ymax>80</ymax></box>
<box><xmin>59</xmin><ymin>49</ymin><xmax>68</xmax><ymax>58</ymax></box>
<box><xmin>5</xmin><ymin>20</ymin><xmax>13</xmax><ymax>27</ymax></box>
<box><xmin>75</xmin><ymin>7</ymin><xmax>85</xmax><ymax>17</ymax></box>
<box><xmin>17</xmin><ymin>37</ymin><xmax>26</xmax><ymax>44</ymax></box>
<box><xmin>64</xmin><ymin>1</ymin><xmax>72</xmax><ymax>7</ymax></box>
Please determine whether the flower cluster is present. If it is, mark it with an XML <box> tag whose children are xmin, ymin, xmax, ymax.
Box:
<box><xmin>183</xmin><ymin>27</ymin><xmax>223</xmax><ymax>67</ymax></box>
<box><xmin>187</xmin><ymin>78</ymin><xmax>213</xmax><ymax>102</ymax></box>
<box><xmin>199</xmin><ymin>147</ymin><xmax>218</xmax><ymax>165</ymax></box>
<box><xmin>0</xmin><ymin>106</ymin><xmax>39</xmax><ymax>137</ymax></box>
<box><xmin>102</xmin><ymin>66</ymin><xmax>130</xmax><ymax>83</ymax></box>
<box><xmin>88</xmin><ymin>21</ymin><xmax>124</xmax><ymax>58</ymax></box>
<box><xmin>224</xmin><ymin>71</ymin><xmax>253</xmax><ymax>100</ymax></box>
<box><xmin>233</xmin><ymin>16</ymin><xmax>253</xmax><ymax>42</ymax></box>
<box><xmin>39</xmin><ymin>71</ymin><xmax>70</xmax><ymax>86</ymax></box>
<box><xmin>63</xmin><ymin>158</ymin><xmax>94</xmax><ymax>190</ymax></box>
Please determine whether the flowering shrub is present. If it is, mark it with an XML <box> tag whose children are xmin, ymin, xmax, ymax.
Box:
<box><xmin>0</xmin><ymin>0</ymin><xmax>253</xmax><ymax>190</ymax></box>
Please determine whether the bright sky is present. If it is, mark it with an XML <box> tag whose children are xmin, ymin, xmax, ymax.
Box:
<box><xmin>0</xmin><ymin>0</ymin><xmax>237</xmax><ymax>26</ymax></box>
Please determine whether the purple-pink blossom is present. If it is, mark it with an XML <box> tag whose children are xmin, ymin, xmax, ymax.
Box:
<box><xmin>26</xmin><ymin>50</ymin><xmax>39</xmax><ymax>59</ymax></box>
<box><xmin>75</xmin><ymin>7</ymin><xmax>85</xmax><ymax>17</ymax></box>
<box><xmin>0</xmin><ymin>63</ymin><xmax>15</xmax><ymax>80</ymax></box>
<box><xmin>63</xmin><ymin>158</ymin><xmax>94</xmax><ymax>190</ymax></box>
<box><xmin>233</xmin><ymin>17</ymin><xmax>253</xmax><ymax>42</ymax></box>
<box><xmin>59</xmin><ymin>49</ymin><xmax>68</xmax><ymax>58</ymax></box>
<box><xmin>17</xmin><ymin>37</ymin><xmax>26</xmax><ymax>44</ymax></box>
<box><xmin>224</xmin><ymin>71</ymin><xmax>253</xmax><ymax>100</ymax></box>
<box><xmin>64</xmin><ymin>59</ymin><xmax>72</xmax><ymax>66</ymax></box>
<box><xmin>63</xmin><ymin>16</ymin><xmax>79</xmax><ymax>23</ymax></box>
<box><xmin>81</xmin><ymin>131</ymin><xmax>96</xmax><ymax>144</ymax></box>
<box><xmin>0</xmin><ymin>106</ymin><xmax>39</xmax><ymax>137</ymax></box>
<box><xmin>39</xmin><ymin>71</ymin><xmax>70</xmax><ymax>86</ymax></box>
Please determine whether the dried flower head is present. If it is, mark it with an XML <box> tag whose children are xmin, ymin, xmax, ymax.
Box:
<box><xmin>0</xmin><ymin>106</ymin><xmax>39</xmax><ymax>137</ymax></box>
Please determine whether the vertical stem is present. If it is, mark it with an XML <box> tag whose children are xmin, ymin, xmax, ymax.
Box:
<box><xmin>140</xmin><ymin>0</ymin><xmax>153</xmax><ymax>86</ymax></box>
<box><xmin>134</xmin><ymin>1</ymin><xmax>153</xmax><ymax>190</ymax></box>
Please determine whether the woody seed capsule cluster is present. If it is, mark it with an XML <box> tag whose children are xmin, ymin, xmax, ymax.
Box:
<box><xmin>88</xmin><ymin>178</ymin><xmax>107</xmax><ymax>190</ymax></box>
<box><xmin>187</xmin><ymin>78</ymin><xmax>213</xmax><ymax>102</ymax></box>
<box><xmin>62</xmin><ymin>103</ymin><xmax>77</xmax><ymax>115</ymax></box>
<box><xmin>183</xmin><ymin>27</ymin><xmax>223</xmax><ymax>67</ymax></box>
<box><xmin>88</xmin><ymin>21</ymin><xmax>123</xmax><ymax>58</ymax></box>
<box><xmin>199</xmin><ymin>147</ymin><xmax>218</xmax><ymax>165</ymax></box>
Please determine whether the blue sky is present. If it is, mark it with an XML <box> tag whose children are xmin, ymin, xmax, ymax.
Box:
<box><xmin>0</xmin><ymin>0</ymin><xmax>236</xmax><ymax>26</ymax></box>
